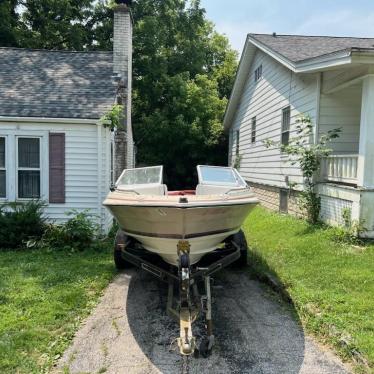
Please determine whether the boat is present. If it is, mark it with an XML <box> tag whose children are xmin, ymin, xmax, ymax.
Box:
<box><xmin>103</xmin><ymin>165</ymin><xmax>259</xmax><ymax>266</ymax></box>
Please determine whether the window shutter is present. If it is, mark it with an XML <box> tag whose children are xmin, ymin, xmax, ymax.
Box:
<box><xmin>49</xmin><ymin>133</ymin><xmax>65</xmax><ymax>203</ymax></box>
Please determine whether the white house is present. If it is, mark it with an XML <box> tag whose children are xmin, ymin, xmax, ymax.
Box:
<box><xmin>0</xmin><ymin>1</ymin><xmax>134</xmax><ymax>234</ymax></box>
<box><xmin>224</xmin><ymin>33</ymin><xmax>374</xmax><ymax>237</ymax></box>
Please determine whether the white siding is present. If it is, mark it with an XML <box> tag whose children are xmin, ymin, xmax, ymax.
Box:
<box><xmin>0</xmin><ymin>120</ymin><xmax>113</xmax><ymax>233</ymax></box>
<box><xmin>229</xmin><ymin>49</ymin><xmax>318</xmax><ymax>188</ymax></box>
<box><xmin>319</xmin><ymin>69</ymin><xmax>362</xmax><ymax>154</ymax></box>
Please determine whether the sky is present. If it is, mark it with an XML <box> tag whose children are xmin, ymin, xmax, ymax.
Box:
<box><xmin>200</xmin><ymin>0</ymin><xmax>374</xmax><ymax>52</ymax></box>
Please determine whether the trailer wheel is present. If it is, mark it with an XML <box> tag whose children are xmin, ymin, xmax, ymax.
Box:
<box><xmin>231</xmin><ymin>230</ymin><xmax>248</xmax><ymax>268</ymax></box>
<box><xmin>114</xmin><ymin>230</ymin><xmax>132</xmax><ymax>269</ymax></box>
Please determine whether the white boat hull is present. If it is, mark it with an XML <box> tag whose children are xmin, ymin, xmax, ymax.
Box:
<box><xmin>106</xmin><ymin>203</ymin><xmax>257</xmax><ymax>265</ymax></box>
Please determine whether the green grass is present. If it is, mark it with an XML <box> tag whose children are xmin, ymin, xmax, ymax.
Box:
<box><xmin>0</xmin><ymin>246</ymin><xmax>115</xmax><ymax>373</ymax></box>
<box><xmin>244</xmin><ymin>207</ymin><xmax>374</xmax><ymax>373</ymax></box>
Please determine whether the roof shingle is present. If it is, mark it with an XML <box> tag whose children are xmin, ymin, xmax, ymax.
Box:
<box><xmin>0</xmin><ymin>48</ymin><xmax>117</xmax><ymax>119</ymax></box>
<box><xmin>249</xmin><ymin>34</ymin><xmax>374</xmax><ymax>62</ymax></box>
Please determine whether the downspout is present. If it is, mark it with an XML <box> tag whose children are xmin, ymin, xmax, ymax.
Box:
<box><xmin>314</xmin><ymin>72</ymin><xmax>322</xmax><ymax>145</ymax></box>
<box><xmin>97</xmin><ymin>123</ymin><xmax>103</xmax><ymax>232</ymax></box>
<box><xmin>314</xmin><ymin>73</ymin><xmax>323</xmax><ymax>213</ymax></box>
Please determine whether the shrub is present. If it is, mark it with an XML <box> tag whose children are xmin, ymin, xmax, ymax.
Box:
<box><xmin>41</xmin><ymin>210</ymin><xmax>99</xmax><ymax>251</ymax></box>
<box><xmin>0</xmin><ymin>201</ymin><xmax>46</xmax><ymax>249</ymax></box>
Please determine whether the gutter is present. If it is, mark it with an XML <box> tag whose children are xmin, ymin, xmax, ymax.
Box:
<box><xmin>0</xmin><ymin>116</ymin><xmax>100</xmax><ymax>124</ymax></box>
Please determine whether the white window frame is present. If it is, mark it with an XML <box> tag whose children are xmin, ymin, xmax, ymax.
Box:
<box><xmin>16</xmin><ymin>136</ymin><xmax>42</xmax><ymax>200</ymax></box>
<box><xmin>0</xmin><ymin>130</ymin><xmax>48</xmax><ymax>203</ymax></box>
<box><xmin>0</xmin><ymin>136</ymin><xmax>6</xmax><ymax>200</ymax></box>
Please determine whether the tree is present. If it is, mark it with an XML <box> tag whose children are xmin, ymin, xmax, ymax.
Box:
<box><xmin>0</xmin><ymin>0</ymin><xmax>20</xmax><ymax>47</ymax></box>
<box><xmin>131</xmin><ymin>0</ymin><xmax>237</xmax><ymax>187</ymax></box>
<box><xmin>0</xmin><ymin>0</ymin><xmax>238</xmax><ymax>188</ymax></box>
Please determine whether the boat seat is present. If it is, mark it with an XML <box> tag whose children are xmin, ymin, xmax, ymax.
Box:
<box><xmin>168</xmin><ymin>190</ymin><xmax>196</xmax><ymax>196</ymax></box>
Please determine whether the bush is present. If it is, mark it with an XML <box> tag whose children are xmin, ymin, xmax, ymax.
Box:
<box><xmin>0</xmin><ymin>201</ymin><xmax>46</xmax><ymax>249</ymax></box>
<box><xmin>41</xmin><ymin>210</ymin><xmax>99</xmax><ymax>251</ymax></box>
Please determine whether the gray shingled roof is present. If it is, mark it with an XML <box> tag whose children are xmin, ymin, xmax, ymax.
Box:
<box><xmin>0</xmin><ymin>48</ymin><xmax>117</xmax><ymax>119</ymax></box>
<box><xmin>249</xmin><ymin>34</ymin><xmax>374</xmax><ymax>62</ymax></box>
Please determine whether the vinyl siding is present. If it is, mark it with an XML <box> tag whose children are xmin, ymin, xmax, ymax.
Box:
<box><xmin>229</xmin><ymin>49</ymin><xmax>318</xmax><ymax>188</ymax></box>
<box><xmin>0</xmin><ymin>120</ymin><xmax>113</xmax><ymax>233</ymax></box>
<box><xmin>319</xmin><ymin>69</ymin><xmax>362</xmax><ymax>154</ymax></box>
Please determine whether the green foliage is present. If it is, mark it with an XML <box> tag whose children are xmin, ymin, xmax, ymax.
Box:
<box><xmin>342</xmin><ymin>207</ymin><xmax>352</xmax><ymax>228</ymax></box>
<box><xmin>108</xmin><ymin>220</ymin><xmax>119</xmax><ymax>240</ymax></box>
<box><xmin>0</xmin><ymin>0</ymin><xmax>20</xmax><ymax>47</ymax></box>
<box><xmin>100</xmin><ymin>104</ymin><xmax>124</xmax><ymax>131</ymax></box>
<box><xmin>244</xmin><ymin>206</ymin><xmax>374</xmax><ymax>372</ymax></box>
<box><xmin>298</xmin><ymin>190</ymin><xmax>321</xmax><ymax>224</ymax></box>
<box><xmin>264</xmin><ymin>114</ymin><xmax>341</xmax><ymax>223</ymax></box>
<box><xmin>329</xmin><ymin>208</ymin><xmax>366</xmax><ymax>246</ymax></box>
<box><xmin>131</xmin><ymin>1</ymin><xmax>238</xmax><ymax>187</ymax></box>
<box><xmin>0</xmin><ymin>201</ymin><xmax>46</xmax><ymax>249</ymax></box>
<box><xmin>1</xmin><ymin>0</ymin><xmax>113</xmax><ymax>50</ymax></box>
<box><xmin>233</xmin><ymin>154</ymin><xmax>242</xmax><ymax>169</ymax></box>
<box><xmin>40</xmin><ymin>210</ymin><xmax>99</xmax><ymax>251</ymax></box>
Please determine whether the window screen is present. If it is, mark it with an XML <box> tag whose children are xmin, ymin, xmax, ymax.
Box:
<box><xmin>18</xmin><ymin>138</ymin><xmax>40</xmax><ymax>198</ymax></box>
<box><xmin>281</xmin><ymin>107</ymin><xmax>291</xmax><ymax>146</ymax></box>
<box><xmin>254</xmin><ymin>65</ymin><xmax>263</xmax><ymax>82</ymax></box>
<box><xmin>251</xmin><ymin>117</ymin><xmax>256</xmax><ymax>143</ymax></box>
<box><xmin>236</xmin><ymin>130</ymin><xmax>240</xmax><ymax>155</ymax></box>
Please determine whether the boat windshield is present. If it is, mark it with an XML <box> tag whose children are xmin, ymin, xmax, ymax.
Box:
<box><xmin>116</xmin><ymin>166</ymin><xmax>163</xmax><ymax>186</ymax></box>
<box><xmin>197</xmin><ymin>166</ymin><xmax>246</xmax><ymax>187</ymax></box>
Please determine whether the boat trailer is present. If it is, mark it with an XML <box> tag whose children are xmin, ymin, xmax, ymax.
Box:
<box><xmin>114</xmin><ymin>232</ymin><xmax>244</xmax><ymax>357</ymax></box>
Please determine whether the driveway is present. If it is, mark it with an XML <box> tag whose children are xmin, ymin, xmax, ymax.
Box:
<box><xmin>54</xmin><ymin>270</ymin><xmax>350</xmax><ymax>374</ymax></box>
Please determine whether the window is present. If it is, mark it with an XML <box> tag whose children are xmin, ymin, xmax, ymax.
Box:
<box><xmin>281</xmin><ymin>106</ymin><xmax>291</xmax><ymax>146</ymax></box>
<box><xmin>254</xmin><ymin>64</ymin><xmax>262</xmax><ymax>82</ymax></box>
<box><xmin>251</xmin><ymin>117</ymin><xmax>256</xmax><ymax>143</ymax></box>
<box><xmin>236</xmin><ymin>130</ymin><xmax>240</xmax><ymax>155</ymax></box>
<box><xmin>17</xmin><ymin>137</ymin><xmax>41</xmax><ymax>199</ymax></box>
<box><xmin>0</xmin><ymin>137</ymin><xmax>5</xmax><ymax>198</ymax></box>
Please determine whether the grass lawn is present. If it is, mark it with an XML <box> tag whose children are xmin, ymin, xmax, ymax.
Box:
<box><xmin>0</xmin><ymin>246</ymin><xmax>115</xmax><ymax>374</ymax></box>
<box><xmin>244</xmin><ymin>207</ymin><xmax>374</xmax><ymax>373</ymax></box>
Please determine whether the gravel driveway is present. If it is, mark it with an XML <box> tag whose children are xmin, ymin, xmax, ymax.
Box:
<box><xmin>54</xmin><ymin>269</ymin><xmax>350</xmax><ymax>374</ymax></box>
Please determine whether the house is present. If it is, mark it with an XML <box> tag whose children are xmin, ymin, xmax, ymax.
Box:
<box><xmin>224</xmin><ymin>33</ymin><xmax>374</xmax><ymax>237</ymax></box>
<box><xmin>0</xmin><ymin>1</ymin><xmax>134</xmax><ymax>234</ymax></box>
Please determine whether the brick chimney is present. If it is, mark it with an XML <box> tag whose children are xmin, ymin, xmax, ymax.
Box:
<box><xmin>113</xmin><ymin>0</ymin><xmax>134</xmax><ymax>178</ymax></box>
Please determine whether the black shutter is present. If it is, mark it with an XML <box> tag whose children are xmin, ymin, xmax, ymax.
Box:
<box><xmin>49</xmin><ymin>133</ymin><xmax>65</xmax><ymax>203</ymax></box>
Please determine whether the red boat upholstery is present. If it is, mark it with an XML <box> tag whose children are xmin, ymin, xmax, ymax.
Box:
<box><xmin>168</xmin><ymin>190</ymin><xmax>196</xmax><ymax>196</ymax></box>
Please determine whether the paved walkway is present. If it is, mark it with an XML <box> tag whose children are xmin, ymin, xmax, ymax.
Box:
<box><xmin>54</xmin><ymin>270</ymin><xmax>350</xmax><ymax>374</ymax></box>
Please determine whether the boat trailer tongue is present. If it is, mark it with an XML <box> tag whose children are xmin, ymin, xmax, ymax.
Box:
<box><xmin>116</xmin><ymin>236</ymin><xmax>241</xmax><ymax>357</ymax></box>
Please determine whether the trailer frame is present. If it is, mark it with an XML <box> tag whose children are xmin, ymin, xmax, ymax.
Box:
<box><xmin>115</xmin><ymin>231</ymin><xmax>243</xmax><ymax>357</ymax></box>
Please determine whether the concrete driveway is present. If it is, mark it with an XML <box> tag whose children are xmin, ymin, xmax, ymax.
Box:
<box><xmin>54</xmin><ymin>269</ymin><xmax>350</xmax><ymax>374</ymax></box>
